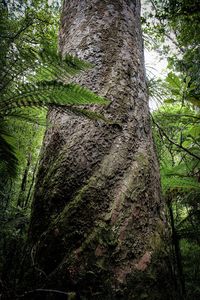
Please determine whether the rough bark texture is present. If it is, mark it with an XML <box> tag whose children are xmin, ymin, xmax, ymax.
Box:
<box><xmin>27</xmin><ymin>0</ymin><xmax>174</xmax><ymax>299</ymax></box>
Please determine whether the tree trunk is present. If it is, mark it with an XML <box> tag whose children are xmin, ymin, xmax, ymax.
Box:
<box><xmin>27</xmin><ymin>0</ymin><xmax>174</xmax><ymax>299</ymax></box>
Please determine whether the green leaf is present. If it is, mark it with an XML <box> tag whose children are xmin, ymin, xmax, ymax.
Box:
<box><xmin>166</xmin><ymin>72</ymin><xmax>181</xmax><ymax>90</ymax></box>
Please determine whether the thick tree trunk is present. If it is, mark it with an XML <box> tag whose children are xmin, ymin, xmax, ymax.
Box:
<box><xmin>27</xmin><ymin>0</ymin><xmax>174</xmax><ymax>299</ymax></box>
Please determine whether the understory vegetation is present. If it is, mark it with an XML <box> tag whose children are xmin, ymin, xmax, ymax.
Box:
<box><xmin>0</xmin><ymin>0</ymin><xmax>199</xmax><ymax>299</ymax></box>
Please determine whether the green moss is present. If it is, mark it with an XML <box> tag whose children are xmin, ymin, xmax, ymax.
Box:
<box><xmin>135</xmin><ymin>151</ymin><xmax>149</xmax><ymax>167</ymax></box>
<box><xmin>55</xmin><ymin>176</ymin><xmax>97</xmax><ymax>226</ymax></box>
<box><xmin>149</xmin><ymin>232</ymin><xmax>162</xmax><ymax>251</ymax></box>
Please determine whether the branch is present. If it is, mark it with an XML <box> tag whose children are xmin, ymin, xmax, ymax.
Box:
<box><xmin>16</xmin><ymin>289</ymin><xmax>71</xmax><ymax>298</ymax></box>
<box><xmin>152</xmin><ymin>116</ymin><xmax>200</xmax><ymax>161</ymax></box>
<box><xmin>149</xmin><ymin>0</ymin><xmax>185</xmax><ymax>53</ymax></box>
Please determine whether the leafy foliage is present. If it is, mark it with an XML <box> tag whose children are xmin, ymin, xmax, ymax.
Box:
<box><xmin>143</xmin><ymin>1</ymin><xmax>200</xmax><ymax>298</ymax></box>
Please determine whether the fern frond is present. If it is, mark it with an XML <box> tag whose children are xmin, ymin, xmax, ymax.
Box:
<box><xmin>55</xmin><ymin>107</ymin><xmax>112</xmax><ymax>124</ymax></box>
<box><xmin>4</xmin><ymin>108</ymin><xmax>46</xmax><ymax>126</ymax></box>
<box><xmin>0</xmin><ymin>81</ymin><xmax>108</xmax><ymax>114</ymax></box>
<box><xmin>38</xmin><ymin>48</ymin><xmax>92</xmax><ymax>77</ymax></box>
<box><xmin>162</xmin><ymin>176</ymin><xmax>200</xmax><ymax>193</ymax></box>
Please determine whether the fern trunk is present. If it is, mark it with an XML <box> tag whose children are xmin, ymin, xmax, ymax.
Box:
<box><xmin>27</xmin><ymin>0</ymin><xmax>174</xmax><ymax>298</ymax></box>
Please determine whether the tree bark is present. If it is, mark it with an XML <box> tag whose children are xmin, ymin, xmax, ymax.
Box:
<box><xmin>27</xmin><ymin>0</ymin><xmax>174</xmax><ymax>299</ymax></box>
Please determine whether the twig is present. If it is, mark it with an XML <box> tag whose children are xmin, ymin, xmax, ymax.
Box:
<box><xmin>16</xmin><ymin>288</ymin><xmax>71</xmax><ymax>298</ymax></box>
<box><xmin>152</xmin><ymin>116</ymin><xmax>200</xmax><ymax>161</ymax></box>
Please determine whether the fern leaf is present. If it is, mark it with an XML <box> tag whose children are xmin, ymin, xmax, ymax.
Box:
<box><xmin>162</xmin><ymin>176</ymin><xmax>200</xmax><ymax>193</ymax></box>
<box><xmin>0</xmin><ymin>81</ymin><xmax>108</xmax><ymax>114</ymax></box>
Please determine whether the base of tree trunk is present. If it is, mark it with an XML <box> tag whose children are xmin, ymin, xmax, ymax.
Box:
<box><xmin>17</xmin><ymin>223</ymin><xmax>177</xmax><ymax>300</ymax></box>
